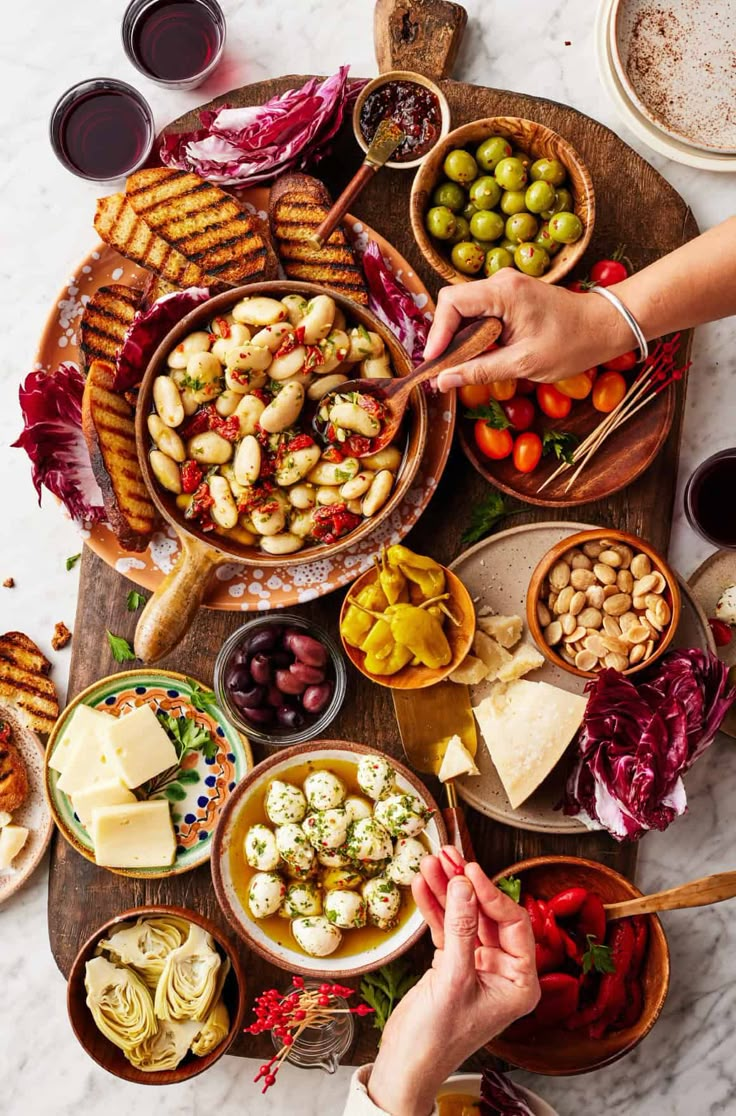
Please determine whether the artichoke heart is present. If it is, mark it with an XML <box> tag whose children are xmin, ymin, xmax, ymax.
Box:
<box><xmin>84</xmin><ymin>956</ymin><xmax>157</xmax><ymax>1053</ymax></box>
<box><xmin>191</xmin><ymin>997</ymin><xmax>230</xmax><ymax>1057</ymax></box>
<box><xmin>128</xmin><ymin>1019</ymin><xmax>201</xmax><ymax>1073</ymax></box>
<box><xmin>154</xmin><ymin>924</ymin><xmax>222</xmax><ymax>1023</ymax></box>
<box><xmin>98</xmin><ymin>916</ymin><xmax>190</xmax><ymax>989</ymax></box>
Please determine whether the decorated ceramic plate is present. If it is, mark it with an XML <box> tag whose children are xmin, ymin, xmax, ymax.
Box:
<box><xmin>44</xmin><ymin>670</ymin><xmax>253</xmax><ymax>877</ymax></box>
<box><xmin>35</xmin><ymin>189</ymin><xmax>453</xmax><ymax>611</ymax></box>
<box><xmin>689</xmin><ymin>549</ymin><xmax>736</xmax><ymax>739</ymax></box>
<box><xmin>438</xmin><ymin>1074</ymin><xmax>559</xmax><ymax>1116</ymax></box>
<box><xmin>449</xmin><ymin>521</ymin><xmax>714</xmax><ymax>833</ymax></box>
<box><xmin>0</xmin><ymin>700</ymin><xmax>53</xmax><ymax>905</ymax></box>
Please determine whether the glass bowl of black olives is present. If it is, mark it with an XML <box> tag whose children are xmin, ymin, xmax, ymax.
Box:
<box><xmin>214</xmin><ymin>614</ymin><xmax>347</xmax><ymax>745</ymax></box>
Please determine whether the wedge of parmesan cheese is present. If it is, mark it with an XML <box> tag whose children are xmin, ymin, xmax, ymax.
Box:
<box><xmin>476</xmin><ymin>614</ymin><xmax>523</xmax><ymax>649</ymax></box>
<box><xmin>449</xmin><ymin>655</ymin><xmax>488</xmax><ymax>685</ymax></box>
<box><xmin>495</xmin><ymin>642</ymin><xmax>545</xmax><ymax>683</ymax></box>
<box><xmin>0</xmin><ymin>824</ymin><xmax>29</xmax><ymax>868</ymax></box>
<box><xmin>473</xmin><ymin>680</ymin><xmax>587</xmax><ymax>808</ymax></box>
<box><xmin>438</xmin><ymin>734</ymin><xmax>480</xmax><ymax>782</ymax></box>
<box><xmin>472</xmin><ymin>631</ymin><xmax>513</xmax><ymax>680</ymax></box>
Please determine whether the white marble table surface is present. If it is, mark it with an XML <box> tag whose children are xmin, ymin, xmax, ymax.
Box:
<box><xmin>1</xmin><ymin>1</ymin><xmax>734</xmax><ymax>1113</ymax></box>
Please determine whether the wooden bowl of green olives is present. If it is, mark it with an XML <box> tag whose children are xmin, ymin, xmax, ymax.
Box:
<box><xmin>410</xmin><ymin>117</ymin><xmax>595</xmax><ymax>286</ymax></box>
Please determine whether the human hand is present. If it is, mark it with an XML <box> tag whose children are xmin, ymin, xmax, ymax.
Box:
<box><xmin>424</xmin><ymin>269</ymin><xmax>633</xmax><ymax>390</ymax></box>
<box><xmin>367</xmin><ymin>848</ymin><xmax>539</xmax><ymax>1116</ymax></box>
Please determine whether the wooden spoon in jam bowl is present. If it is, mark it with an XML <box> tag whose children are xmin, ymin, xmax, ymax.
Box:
<box><xmin>314</xmin><ymin>316</ymin><xmax>502</xmax><ymax>457</ymax></box>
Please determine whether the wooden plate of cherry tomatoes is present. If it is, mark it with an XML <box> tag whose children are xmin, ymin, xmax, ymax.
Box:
<box><xmin>456</xmin><ymin>269</ymin><xmax>678</xmax><ymax>507</ymax></box>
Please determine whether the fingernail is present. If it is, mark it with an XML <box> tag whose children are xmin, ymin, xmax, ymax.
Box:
<box><xmin>440</xmin><ymin>848</ymin><xmax>465</xmax><ymax>875</ymax></box>
<box><xmin>449</xmin><ymin>876</ymin><xmax>474</xmax><ymax>901</ymax></box>
<box><xmin>437</xmin><ymin>373</ymin><xmax>463</xmax><ymax>391</ymax></box>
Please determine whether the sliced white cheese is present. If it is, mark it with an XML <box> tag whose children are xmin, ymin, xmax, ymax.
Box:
<box><xmin>438</xmin><ymin>734</ymin><xmax>480</xmax><ymax>782</ymax></box>
<box><xmin>0</xmin><ymin>824</ymin><xmax>29</xmax><ymax>868</ymax></box>
<box><xmin>56</xmin><ymin>718</ymin><xmax>117</xmax><ymax>797</ymax></box>
<box><xmin>715</xmin><ymin>584</ymin><xmax>736</xmax><ymax>625</ymax></box>
<box><xmin>495</xmin><ymin>642</ymin><xmax>545</xmax><ymax>683</ymax></box>
<box><xmin>473</xmin><ymin>679</ymin><xmax>588</xmax><ymax>809</ymax></box>
<box><xmin>71</xmin><ymin>778</ymin><xmax>137</xmax><ymax>830</ymax></box>
<box><xmin>449</xmin><ymin>655</ymin><xmax>488</xmax><ymax>685</ymax></box>
<box><xmin>49</xmin><ymin>703</ymin><xmax>114</xmax><ymax>775</ymax></box>
<box><xmin>473</xmin><ymin>631</ymin><xmax>513</xmax><ymax>680</ymax></box>
<box><xmin>103</xmin><ymin>703</ymin><xmax>178</xmax><ymax>789</ymax></box>
<box><xmin>476</xmin><ymin>614</ymin><xmax>523</xmax><ymax>649</ymax></box>
<box><xmin>90</xmin><ymin>800</ymin><xmax>176</xmax><ymax>869</ymax></box>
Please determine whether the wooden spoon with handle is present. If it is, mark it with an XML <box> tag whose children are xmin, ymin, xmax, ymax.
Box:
<box><xmin>313</xmin><ymin>316</ymin><xmax>502</xmax><ymax>456</ymax></box>
<box><xmin>605</xmin><ymin>870</ymin><xmax>736</xmax><ymax>920</ymax></box>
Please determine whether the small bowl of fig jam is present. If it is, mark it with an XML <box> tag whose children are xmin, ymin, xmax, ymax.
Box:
<box><xmin>214</xmin><ymin>613</ymin><xmax>347</xmax><ymax>745</ymax></box>
<box><xmin>353</xmin><ymin>69</ymin><xmax>450</xmax><ymax>169</ymax></box>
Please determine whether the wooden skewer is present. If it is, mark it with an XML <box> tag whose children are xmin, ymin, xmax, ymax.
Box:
<box><xmin>604</xmin><ymin>870</ymin><xmax>736</xmax><ymax>920</ymax></box>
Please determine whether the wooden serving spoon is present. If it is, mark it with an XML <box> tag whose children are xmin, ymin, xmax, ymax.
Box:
<box><xmin>605</xmin><ymin>869</ymin><xmax>736</xmax><ymax>920</ymax></box>
<box><xmin>313</xmin><ymin>315</ymin><xmax>503</xmax><ymax>456</ymax></box>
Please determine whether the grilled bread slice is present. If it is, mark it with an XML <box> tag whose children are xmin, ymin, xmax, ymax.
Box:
<box><xmin>0</xmin><ymin>732</ymin><xmax>29</xmax><ymax>815</ymax></box>
<box><xmin>82</xmin><ymin>360</ymin><xmax>157</xmax><ymax>551</ymax></box>
<box><xmin>95</xmin><ymin>194</ymin><xmax>212</xmax><ymax>289</ymax></box>
<box><xmin>269</xmin><ymin>173</ymin><xmax>369</xmax><ymax>305</ymax></box>
<box><xmin>125</xmin><ymin>168</ymin><xmax>274</xmax><ymax>286</ymax></box>
<box><xmin>0</xmin><ymin>633</ymin><xmax>59</xmax><ymax>736</ymax></box>
<box><xmin>142</xmin><ymin>273</ymin><xmax>181</xmax><ymax>308</ymax></box>
<box><xmin>80</xmin><ymin>284</ymin><xmax>143</xmax><ymax>372</ymax></box>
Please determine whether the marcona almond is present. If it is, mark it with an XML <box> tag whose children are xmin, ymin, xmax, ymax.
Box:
<box><xmin>644</xmin><ymin>639</ymin><xmax>656</xmax><ymax>659</ymax></box>
<box><xmin>604</xmin><ymin>652</ymin><xmax>629</xmax><ymax>671</ymax></box>
<box><xmin>548</xmin><ymin>591</ymin><xmax>559</xmax><ymax>611</ymax></box>
<box><xmin>630</xmin><ymin>553</ymin><xmax>651</xmax><ymax>578</ymax></box>
<box><xmin>561</xmin><ymin>646</ymin><xmax>578</xmax><ymax>666</ymax></box>
<box><xmin>603</xmin><ymin>585</ymin><xmax>620</xmax><ymax>600</ymax></box>
<box><xmin>569</xmin><ymin>590</ymin><xmax>586</xmax><ymax>616</ymax></box>
<box><xmin>616</xmin><ymin>545</ymin><xmax>634</xmax><ymax>569</ymax></box>
<box><xmin>583</xmin><ymin>541</ymin><xmax>604</xmax><ymax>558</ymax></box>
<box><xmin>545</xmin><ymin>620</ymin><xmax>563</xmax><ymax>645</ymax></box>
<box><xmin>560</xmin><ymin>613</ymin><xmax>577</xmax><ymax>636</ymax></box>
<box><xmin>586</xmin><ymin>585</ymin><xmax>605</xmax><ymax>609</ymax></box>
<box><xmin>634</xmin><ymin>573</ymin><xmax>658</xmax><ymax>596</ymax></box>
<box><xmin>625</xmin><ymin>623</ymin><xmax>650</xmax><ymax>644</ymax></box>
<box><xmin>564</xmin><ymin>625</ymin><xmax>587</xmax><ymax>644</ymax></box>
<box><xmin>571</xmin><ymin>554</ymin><xmax>593</xmax><ymax>570</ymax></box>
<box><xmin>654</xmin><ymin>597</ymin><xmax>670</xmax><ymax>625</ymax></box>
<box><xmin>599</xmin><ymin>548</ymin><xmax>622</xmax><ymax>567</ymax></box>
<box><xmin>578</xmin><ymin>607</ymin><xmax>602</xmax><ymax>629</ymax></box>
<box><xmin>584</xmin><ymin>633</ymin><xmax>607</xmax><ymax>659</ymax></box>
<box><xmin>617</xmin><ymin>569</ymin><xmax>634</xmax><ymax>593</ymax></box>
<box><xmin>602</xmin><ymin>615</ymin><xmax>622</xmax><ymax>637</ymax></box>
<box><xmin>619</xmin><ymin>612</ymin><xmax>638</xmax><ymax>632</ymax></box>
<box><xmin>604</xmin><ymin>592</ymin><xmax>632</xmax><ymax>615</ymax></box>
<box><xmin>593</xmin><ymin>562</ymin><xmax>617</xmax><ymax>585</ymax></box>
<box><xmin>549</xmin><ymin>561</ymin><xmax>571</xmax><ymax>590</ymax></box>
<box><xmin>646</xmin><ymin>607</ymin><xmax>664</xmax><ymax>632</ymax></box>
<box><xmin>649</xmin><ymin>572</ymin><xmax>667</xmax><ymax>594</ymax></box>
<box><xmin>629</xmin><ymin>643</ymin><xmax>646</xmax><ymax>664</ymax></box>
<box><xmin>537</xmin><ymin>601</ymin><xmax>552</xmax><ymax>627</ymax></box>
<box><xmin>575</xmin><ymin>650</ymin><xmax>598</xmax><ymax>671</ymax></box>
<box><xmin>563</xmin><ymin>548</ymin><xmax>583</xmax><ymax>564</ymax></box>
<box><xmin>555</xmin><ymin>586</ymin><xmax>575</xmax><ymax>614</ymax></box>
<box><xmin>632</xmin><ymin>593</ymin><xmax>648</xmax><ymax>611</ymax></box>
<box><xmin>571</xmin><ymin>567</ymin><xmax>596</xmax><ymax>590</ymax></box>
<box><xmin>601</xmin><ymin>633</ymin><xmax>629</xmax><ymax>655</ymax></box>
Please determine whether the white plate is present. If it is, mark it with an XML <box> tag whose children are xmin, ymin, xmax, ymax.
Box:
<box><xmin>0</xmin><ymin>700</ymin><xmax>53</xmax><ymax>905</ymax></box>
<box><xmin>689</xmin><ymin>549</ymin><xmax>736</xmax><ymax>739</ymax></box>
<box><xmin>595</xmin><ymin>0</ymin><xmax>736</xmax><ymax>172</ymax></box>
<box><xmin>449</xmin><ymin>522</ymin><xmax>714</xmax><ymax>834</ymax></box>
<box><xmin>438</xmin><ymin>1073</ymin><xmax>559</xmax><ymax>1116</ymax></box>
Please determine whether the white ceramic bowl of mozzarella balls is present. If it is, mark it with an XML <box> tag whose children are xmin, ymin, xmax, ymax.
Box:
<box><xmin>211</xmin><ymin>741</ymin><xmax>446</xmax><ymax>977</ymax></box>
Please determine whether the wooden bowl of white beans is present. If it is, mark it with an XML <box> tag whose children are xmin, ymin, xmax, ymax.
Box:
<box><xmin>132</xmin><ymin>281</ymin><xmax>428</xmax><ymax>663</ymax></box>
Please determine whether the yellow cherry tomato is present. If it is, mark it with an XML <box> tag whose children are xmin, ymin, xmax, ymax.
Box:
<box><xmin>458</xmin><ymin>383</ymin><xmax>493</xmax><ymax>408</ymax></box>
<box><xmin>556</xmin><ymin>371</ymin><xmax>594</xmax><ymax>400</ymax></box>
<box><xmin>592</xmin><ymin>370</ymin><xmax>627</xmax><ymax>413</ymax></box>
<box><xmin>488</xmin><ymin>379</ymin><xmax>516</xmax><ymax>401</ymax></box>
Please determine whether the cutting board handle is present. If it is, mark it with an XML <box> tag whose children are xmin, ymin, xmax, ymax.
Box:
<box><xmin>374</xmin><ymin>0</ymin><xmax>468</xmax><ymax>79</ymax></box>
<box><xmin>134</xmin><ymin>532</ymin><xmax>222</xmax><ymax>664</ymax></box>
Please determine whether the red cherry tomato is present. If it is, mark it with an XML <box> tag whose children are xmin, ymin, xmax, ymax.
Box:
<box><xmin>503</xmin><ymin>395</ymin><xmax>535</xmax><ymax>430</ymax></box>
<box><xmin>602</xmin><ymin>349</ymin><xmax>638</xmax><ymax>372</ymax></box>
<box><xmin>709</xmin><ymin>618</ymin><xmax>733</xmax><ymax>647</ymax></box>
<box><xmin>458</xmin><ymin>383</ymin><xmax>492</xmax><ymax>408</ymax></box>
<box><xmin>488</xmin><ymin>379</ymin><xmax>516</xmax><ymax>402</ymax></box>
<box><xmin>590</xmin><ymin>258</ymin><xmax>628</xmax><ymax>287</ymax></box>
<box><xmin>592</xmin><ymin>370</ymin><xmax>627</xmax><ymax>413</ymax></box>
<box><xmin>513</xmin><ymin>431</ymin><xmax>543</xmax><ymax>473</ymax></box>
<box><xmin>556</xmin><ymin>372</ymin><xmax>593</xmax><ymax>400</ymax></box>
<box><xmin>536</xmin><ymin>383</ymin><xmax>572</xmax><ymax>419</ymax></box>
<box><xmin>515</xmin><ymin>377</ymin><xmax>536</xmax><ymax>395</ymax></box>
<box><xmin>566</xmin><ymin>279</ymin><xmax>588</xmax><ymax>293</ymax></box>
<box><xmin>474</xmin><ymin>421</ymin><xmax>513</xmax><ymax>460</ymax></box>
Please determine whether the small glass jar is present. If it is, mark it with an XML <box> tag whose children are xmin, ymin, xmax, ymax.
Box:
<box><xmin>214</xmin><ymin>613</ymin><xmax>347</xmax><ymax>746</ymax></box>
<box><xmin>271</xmin><ymin>981</ymin><xmax>355</xmax><ymax>1073</ymax></box>
<box><xmin>122</xmin><ymin>0</ymin><xmax>226</xmax><ymax>91</ymax></box>
<box><xmin>684</xmin><ymin>448</ymin><xmax>736</xmax><ymax>549</ymax></box>
<box><xmin>49</xmin><ymin>78</ymin><xmax>155</xmax><ymax>183</ymax></box>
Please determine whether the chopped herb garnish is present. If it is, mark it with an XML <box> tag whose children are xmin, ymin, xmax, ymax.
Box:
<box><xmin>66</xmin><ymin>553</ymin><xmax>81</xmax><ymax>571</ymax></box>
<box><xmin>496</xmin><ymin>875</ymin><xmax>521</xmax><ymax>903</ymax></box>
<box><xmin>126</xmin><ymin>590</ymin><xmax>146</xmax><ymax>612</ymax></box>
<box><xmin>542</xmin><ymin>428</ymin><xmax>579</xmax><ymax>464</ymax></box>
<box><xmin>106</xmin><ymin>631</ymin><xmax>136</xmax><ymax>663</ymax></box>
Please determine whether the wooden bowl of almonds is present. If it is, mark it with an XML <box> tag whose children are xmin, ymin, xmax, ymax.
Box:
<box><xmin>526</xmin><ymin>528</ymin><xmax>681</xmax><ymax>679</ymax></box>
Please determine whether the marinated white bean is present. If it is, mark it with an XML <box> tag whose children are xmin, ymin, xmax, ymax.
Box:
<box><xmin>149</xmin><ymin>450</ymin><xmax>182</xmax><ymax>494</ymax></box>
<box><xmin>209</xmin><ymin>475</ymin><xmax>239</xmax><ymax>528</ymax></box>
<box><xmin>187</xmin><ymin>430</ymin><xmax>233</xmax><ymax>465</ymax></box>
<box><xmin>147</xmin><ymin>414</ymin><xmax>185</xmax><ymax>462</ymax></box>
<box><xmin>153</xmin><ymin>375</ymin><xmax>184</xmax><ymax>428</ymax></box>
<box><xmin>232</xmin><ymin>296</ymin><xmax>288</xmax><ymax>327</ymax></box>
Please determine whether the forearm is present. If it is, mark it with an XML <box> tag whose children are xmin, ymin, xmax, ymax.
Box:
<box><xmin>610</xmin><ymin>216</ymin><xmax>736</xmax><ymax>340</ymax></box>
<box><xmin>365</xmin><ymin>1015</ymin><xmax>461</xmax><ymax>1116</ymax></box>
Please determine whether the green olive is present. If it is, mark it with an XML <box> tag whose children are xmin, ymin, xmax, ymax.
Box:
<box><xmin>525</xmin><ymin>180</ymin><xmax>557</xmax><ymax>214</ymax></box>
<box><xmin>472</xmin><ymin>239</ymin><xmax>497</xmax><ymax>253</ymax></box>
<box><xmin>494</xmin><ymin>157</ymin><xmax>528</xmax><ymax>191</ymax></box>
<box><xmin>448</xmin><ymin>216</ymin><xmax>471</xmax><ymax>244</ymax></box>
<box><xmin>514</xmin><ymin>243</ymin><xmax>550</xmax><ymax>277</ymax></box>
<box><xmin>499</xmin><ymin>238</ymin><xmax>517</xmax><ymax>253</ymax></box>
<box><xmin>530</xmin><ymin>158</ymin><xmax>567</xmax><ymax>186</ymax></box>
<box><xmin>548</xmin><ymin>211</ymin><xmax>584</xmax><ymax>244</ymax></box>
<box><xmin>500</xmin><ymin>190</ymin><xmax>527</xmax><ymax>216</ymax></box>
<box><xmin>443</xmin><ymin>149</ymin><xmax>479</xmax><ymax>186</ymax></box>
<box><xmin>469</xmin><ymin>175</ymin><xmax>502</xmax><ymax>210</ymax></box>
<box><xmin>426</xmin><ymin>205</ymin><xmax>458</xmax><ymax>240</ymax></box>
<box><xmin>469</xmin><ymin>209</ymin><xmax>505</xmax><ymax>242</ymax></box>
<box><xmin>505</xmin><ymin>212</ymin><xmax>539</xmax><ymax>244</ymax></box>
<box><xmin>541</xmin><ymin>187</ymin><xmax>574</xmax><ymax>219</ymax></box>
<box><xmin>484</xmin><ymin>247</ymin><xmax>514</xmax><ymax>276</ymax></box>
<box><xmin>463</xmin><ymin>201</ymin><xmax>479</xmax><ymax>222</ymax></box>
<box><xmin>476</xmin><ymin>135</ymin><xmax>513</xmax><ymax>172</ymax></box>
<box><xmin>533</xmin><ymin>222</ymin><xmax>561</xmax><ymax>256</ymax></box>
<box><xmin>511</xmin><ymin>148</ymin><xmax>532</xmax><ymax>169</ymax></box>
<box><xmin>432</xmin><ymin>181</ymin><xmax>467</xmax><ymax>212</ymax></box>
<box><xmin>451</xmin><ymin>241</ymin><xmax>486</xmax><ymax>275</ymax></box>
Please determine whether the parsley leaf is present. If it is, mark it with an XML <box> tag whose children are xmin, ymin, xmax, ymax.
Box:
<box><xmin>187</xmin><ymin>678</ymin><xmax>216</xmax><ymax>712</ymax></box>
<box><xmin>126</xmin><ymin>590</ymin><xmax>146</xmax><ymax>612</ymax></box>
<box><xmin>465</xmin><ymin>400</ymin><xmax>511</xmax><ymax>430</ymax></box>
<box><xmin>582</xmin><ymin>933</ymin><xmax>616</xmax><ymax>975</ymax></box>
<box><xmin>156</xmin><ymin>711</ymin><xmax>217</xmax><ymax>760</ymax></box>
<box><xmin>66</xmin><ymin>553</ymin><xmax>81</xmax><ymax>571</ymax></box>
<box><xmin>461</xmin><ymin>491</ymin><xmax>509</xmax><ymax>546</ymax></box>
<box><xmin>359</xmin><ymin>959</ymin><xmax>420</xmax><ymax>1034</ymax></box>
<box><xmin>496</xmin><ymin>875</ymin><xmax>522</xmax><ymax>903</ymax></box>
<box><xmin>542</xmin><ymin>428</ymin><xmax>579</xmax><ymax>464</ymax></box>
<box><xmin>106</xmin><ymin>631</ymin><xmax>136</xmax><ymax>663</ymax></box>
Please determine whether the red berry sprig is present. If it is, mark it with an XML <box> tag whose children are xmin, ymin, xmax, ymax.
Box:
<box><xmin>246</xmin><ymin>977</ymin><xmax>374</xmax><ymax>1092</ymax></box>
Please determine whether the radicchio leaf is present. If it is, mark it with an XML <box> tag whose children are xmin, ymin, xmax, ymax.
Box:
<box><xmin>160</xmin><ymin>68</ymin><xmax>366</xmax><ymax>186</ymax></box>
<box><xmin>360</xmin><ymin>240</ymin><xmax>431</xmax><ymax>366</ymax></box>
<box><xmin>479</xmin><ymin>1069</ymin><xmax>535</xmax><ymax>1115</ymax></box>
<box><xmin>114</xmin><ymin>286</ymin><xmax>211</xmax><ymax>391</ymax></box>
<box><xmin>562</xmin><ymin>653</ymin><xmax>735</xmax><ymax>841</ymax></box>
<box><xmin>13</xmin><ymin>363</ymin><xmax>106</xmax><ymax>524</ymax></box>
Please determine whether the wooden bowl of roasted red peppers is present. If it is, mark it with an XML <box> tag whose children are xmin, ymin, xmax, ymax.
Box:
<box><xmin>488</xmin><ymin>856</ymin><xmax>670</xmax><ymax>1075</ymax></box>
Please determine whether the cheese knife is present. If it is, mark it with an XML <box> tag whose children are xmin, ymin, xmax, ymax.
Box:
<box><xmin>392</xmin><ymin>680</ymin><xmax>477</xmax><ymax>860</ymax></box>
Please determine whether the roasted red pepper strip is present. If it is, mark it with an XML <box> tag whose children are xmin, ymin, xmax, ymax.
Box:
<box><xmin>588</xmin><ymin>977</ymin><xmax>628</xmax><ymax>1038</ymax></box>
<box><xmin>583</xmin><ymin>919</ymin><xmax>635</xmax><ymax>1031</ymax></box>
<box><xmin>543</xmin><ymin>910</ymin><xmax>563</xmax><ymax>954</ymax></box>
<box><xmin>522</xmin><ymin>895</ymin><xmax>546</xmax><ymax>942</ymax></box>
<box><xmin>611</xmin><ymin>977</ymin><xmax>644</xmax><ymax>1032</ymax></box>
<box><xmin>535</xmin><ymin>941</ymin><xmax>564</xmax><ymax>974</ymax></box>
<box><xmin>576</xmin><ymin>892</ymin><xmax>607</xmax><ymax>946</ymax></box>
<box><xmin>548</xmin><ymin>886</ymin><xmax>589</xmax><ymax>919</ymax></box>
<box><xmin>629</xmin><ymin>915</ymin><xmax>649</xmax><ymax>977</ymax></box>
<box><xmin>534</xmin><ymin>973</ymin><xmax>580</xmax><ymax>1025</ymax></box>
<box><xmin>559</xmin><ymin>926</ymin><xmax>582</xmax><ymax>962</ymax></box>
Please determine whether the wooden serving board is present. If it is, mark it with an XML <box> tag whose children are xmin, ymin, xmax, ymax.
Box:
<box><xmin>48</xmin><ymin>0</ymin><xmax>697</xmax><ymax>1069</ymax></box>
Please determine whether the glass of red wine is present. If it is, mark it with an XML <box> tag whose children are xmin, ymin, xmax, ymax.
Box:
<box><xmin>122</xmin><ymin>0</ymin><xmax>226</xmax><ymax>90</ymax></box>
<box><xmin>50</xmin><ymin>78</ymin><xmax>155</xmax><ymax>182</ymax></box>
<box><xmin>684</xmin><ymin>448</ymin><xmax>736</xmax><ymax>549</ymax></box>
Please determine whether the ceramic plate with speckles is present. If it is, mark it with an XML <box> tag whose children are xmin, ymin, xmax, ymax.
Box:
<box><xmin>611</xmin><ymin>0</ymin><xmax>736</xmax><ymax>154</ymax></box>
<box><xmin>689</xmin><ymin>550</ymin><xmax>736</xmax><ymax>739</ymax></box>
<box><xmin>0</xmin><ymin>700</ymin><xmax>53</xmax><ymax>905</ymax></box>
<box><xmin>44</xmin><ymin>670</ymin><xmax>253</xmax><ymax>877</ymax></box>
